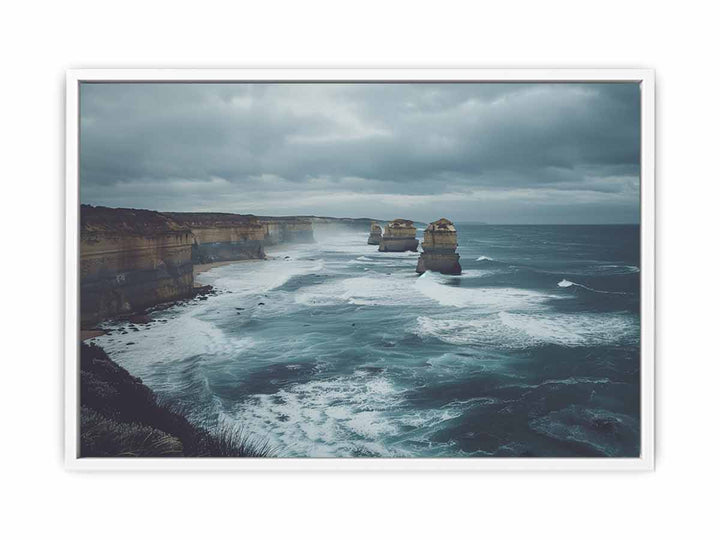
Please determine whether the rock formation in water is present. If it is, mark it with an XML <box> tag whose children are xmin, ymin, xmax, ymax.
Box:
<box><xmin>80</xmin><ymin>206</ymin><xmax>393</xmax><ymax>326</ymax></box>
<box><xmin>379</xmin><ymin>219</ymin><xmax>419</xmax><ymax>252</ymax></box>
<box><xmin>80</xmin><ymin>205</ymin><xmax>195</xmax><ymax>327</ymax></box>
<box><xmin>163</xmin><ymin>212</ymin><xmax>266</xmax><ymax>263</ymax></box>
<box><xmin>367</xmin><ymin>222</ymin><xmax>383</xmax><ymax>245</ymax></box>
<box><xmin>416</xmin><ymin>218</ymin><xmax>462</xmax><ymax>275</ymax></box>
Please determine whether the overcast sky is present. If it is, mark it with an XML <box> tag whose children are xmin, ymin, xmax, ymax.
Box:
<box><xmin>80</xmin><ymin>82</ymin><xmax>640</xmax><ymax>224</ymax></box>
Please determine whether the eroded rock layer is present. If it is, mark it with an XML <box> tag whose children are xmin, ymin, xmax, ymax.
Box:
<box><xmin>367</xmin><ymin>222</ymin><xmax>383</xmax><ymax>245</ymax></box>
<box><xmin>416</xmin><ymin>218</ymin><xmax>462</xmax><ymax>275</ymax></box>
<box><xmin>259</xmin><ymin>217</ymin><xmax>315</xmax><ymax>245</ymax></box>
<box><xmin>80</xmin><ymin>205</ymin><xmax>194</xmax><ymax>327</ymax></box>
<box><xmin>379</xmin><ymin>219</ymin><xmax>419</xmax><ymax>252</ymax></box>
<box><xmin>163</xmin><ymin>212</ymin><xmax>266</xmax><ymax>263</ymax></box>
<box><xmin>307</xmin><ymin>216</ymin><xmax>380</xmax><ymax>232</ymax></box>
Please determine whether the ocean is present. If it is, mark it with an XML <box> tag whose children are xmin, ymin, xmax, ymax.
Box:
<box><xmin>90</xmin><ymin>224</ymin><xmax>641</xmax><ymax>458</ymax></box>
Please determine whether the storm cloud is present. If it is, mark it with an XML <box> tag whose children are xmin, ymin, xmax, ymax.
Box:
<box><xmin>79</xmin><ymin>82</ymin><xmax>640</xmax><ymax>223</ymax></box>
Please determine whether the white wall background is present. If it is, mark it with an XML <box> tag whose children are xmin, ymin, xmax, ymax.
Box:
<box><xmin>1</xmin><ymin>1</ymin><xmax>717</xmax><ymax>537</ymax></box>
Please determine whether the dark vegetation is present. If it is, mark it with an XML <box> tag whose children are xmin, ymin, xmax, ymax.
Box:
<box><xmin>80</xmin><ymin>342</ymin><xmax>272</xmax><ymax>458</ymax></box>
<box><xmin>81</xmin><ymin>204</ymin><xmax>190</xmax><ymax>235</ymax></box>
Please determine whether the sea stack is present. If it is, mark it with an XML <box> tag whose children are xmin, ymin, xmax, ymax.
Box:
<box><xmin>378</xmin><ymin>219</ymin><xmax>419</xmax><ymax>252</ymax></box>
<box><xmin>416</xmin><ymin>218</ymin><xmax>461</xmax><ymax>275</ymax></box>
<box><xmin>367</xmin><ymin>222</ymin><xmax>383</xmax><ymax>245</ymax></box>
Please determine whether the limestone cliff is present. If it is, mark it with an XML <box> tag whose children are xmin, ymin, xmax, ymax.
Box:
<box><xmin>258</xmin><ymin>216</ymin><xmax>315</xmax><ymax>244</ymax></box>
<box><xmin>163</xmin><ymin>212</ymin><xmax>266</xmax><ymax>263</ymax></box>
<box><xmin>416</xmin><ymin>218</ymin><xmax>462</xmax><ymax>275</ymax></box>
<box><xmin>367</xmin><ymin>222</ymin><xmax>383</xmax><ymax>245</ymax></box>
<box><xmin>307</xmin><ymin>216</ymin><xmax>380</xmax><ymax>232</ymax></box>
<box><xmin>80</xmin><ymin>205</ymin><xmax>194</xmax><ymax>327</ymax></box>
<box><xmin>379</xmin><ymin>219</ymin><xmax>419</xmax><ymax>252</ymax></box>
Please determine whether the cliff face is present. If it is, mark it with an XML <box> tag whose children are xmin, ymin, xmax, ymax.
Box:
<box><xmin>367</xmin><ymin>222</ymin><xmax>383</xmax><ymax>245</ymax></box>
<box><xmin>165</xmin><ymin>212</ymin><xmax>316</xmax><ymax>254</ymax></box>
<box><xmin>79</xmin><ymin>207</ymin><xmax>338</xmax><ymax>326</ymax></box>
<box><xmin>163</xmin><ymin>212</ymin><xmax>266</xmax><ymax>263</ymax></box>
<box><xmin>307</xmin><ymin>216</ymin><xmax>379</xmax><ymax>232</ymax></box>
<box><xmin>80</xmin><ymin>205</ymin><xmax>194</xmax><ymax>327</ymax></box>
<box><xmin>379</xmin><ymin>219</ymin><xmax>419</xmax><ymax>252</ymax></box>
<box><xmin>416</xmin><ymin>218</ymin><xmax>461</xmax><ymax>275</ymax></box>
<box><xmin>258</xmin><ymin>217</ymin><xmax>315</xmax><ymax>244</ymax></box>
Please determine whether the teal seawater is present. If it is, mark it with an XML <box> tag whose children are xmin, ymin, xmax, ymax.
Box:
<box><xmin>91</xmin><ymin>224</ymin><xmax>641</xmax><ymax>457</ymax></box>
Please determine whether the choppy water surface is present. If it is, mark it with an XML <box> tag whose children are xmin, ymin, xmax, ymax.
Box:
<box><xmin>91</xmin><ymin>225</ymin><xmax>641</xmax><ymax>457</ymax></box>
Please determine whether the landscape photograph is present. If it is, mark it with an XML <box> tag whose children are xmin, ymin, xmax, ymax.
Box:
<box><xmin>78</xmin><ymin>81</ymin><xmax>641</xmax><ymax>459</ymax></box>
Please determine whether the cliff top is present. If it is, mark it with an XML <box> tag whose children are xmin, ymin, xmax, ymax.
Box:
<box><xmin>427</xmin><ymin>218</ymin><xmax>457</xmax><ymax>232</ymax></box>
<box><xmin>163</xmin><ymin>212</ymin><xmax>263</xmax><ymax>228</ymax></box>
<box><xmin>257</xmin><ymin>216</ymin><xmax>312</xmax><ymax>223</ymax></box>
<box><xmin>81</xmin><ymin>205</ymin><xmax>191</xmax><ymax>236</ymax></box>
<box><xmin>388</xmin><ymin>218</ymin><xmax>416</xmax><ymax>228</ymax></box>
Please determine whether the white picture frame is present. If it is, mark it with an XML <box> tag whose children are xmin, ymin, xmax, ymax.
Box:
<box><xmin>65</xmin><ymin>68</ymin><xmax>655</xmax><ymax>471</ymax></box>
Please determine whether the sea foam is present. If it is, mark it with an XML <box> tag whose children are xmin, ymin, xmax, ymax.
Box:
<box><xmin>414</xmin><ymin>271</ymin><xmax>554</xmax><ymax>310</ymax></box>
<box><xmin>415</xmin><ymin>310</ymin><xmax>638</xmax><ymax>348</ymax></box>
<box><xmin>557</xmin><ymin>278</ymin><xmax>626</xmax><ymax>295</ymax></box>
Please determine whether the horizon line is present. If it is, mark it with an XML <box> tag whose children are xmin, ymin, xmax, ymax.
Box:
<box><xmin>79</xmin><ymin>203</ymin><xmax>639</xmax><ymax>226</ymax></box>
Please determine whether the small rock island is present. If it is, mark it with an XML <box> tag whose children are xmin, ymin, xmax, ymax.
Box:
<box><xmin>367</xmin><ymin>222</ymin><xmax>383</xmax><ymax>245</ymax></box>
<box><xmin>416</xmin><ymin>218</ymin><xmax>462</xmax><ymax>275</ymax></box>
<box><xmin>378</xmin><ymin>219</ymin><xmax>419</xmax><ymax>252</ymax></box>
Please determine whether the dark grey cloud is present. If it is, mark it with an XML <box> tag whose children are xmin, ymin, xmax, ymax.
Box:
<box><xmin>80</xmin><ymin>82</ymin><xmax>640</xmax><ymax>223</ymax></box>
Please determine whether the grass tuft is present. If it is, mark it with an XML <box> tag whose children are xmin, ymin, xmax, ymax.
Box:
<box><xmin>80</xmin><ymin>342</ymin><xmax>273</xmax><ymax>458</ymax></box>
<box><xmin>199</xmin><ymin>424</ymin><xmax>274</xmax><ymax>458</ymax></box>
<box><xmin>80</xmin><ymin>407</ymin><xmax>183</xmax><ymax>457</ymax></box>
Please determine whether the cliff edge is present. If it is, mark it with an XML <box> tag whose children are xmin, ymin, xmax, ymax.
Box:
<box><xmin>163</xmin><ymin>212</ymin><xmax>266</xmax><ymax>263</ymax></box>
<box><xmin>80</xmin><ymin>342</ymin><xmax>270</xmax><ymax>457</ymax></box>
<box><xmin>80</xmin><ymin>205</ymin><xmax>195</xmax><ymax>327</ymax></box>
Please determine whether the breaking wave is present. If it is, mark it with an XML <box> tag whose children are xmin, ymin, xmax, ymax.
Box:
<box><xmin>558</xmin><ymin>278</ymin><xmax>627</xmax><ymax>295</ymax></box>
<box><xmin>90</xmin><ymin>224</ymin><xmax>641</xmax><ymax>458</ymax></box>
<box><xmin>295</xmin><ymin>272</ymin><xmax>426</xmax><ymax>307</ymax></box>
<box><xmin>415</xmin><ymin>311</ymin><xmax>638</xmax><ymax>348</ymax></box>
<box><xmin>225</xmin><ymin>371</ymin><xmax>462</xmax><ymax>457</ymax></box>
<box><xmin>594</xmin><ymin>264</ymin><xmax>640</xmax><ymax>275</ymax></box>
<box><xmin>414</xmin><ymin>271</ymin><xmax>555</xmax><ymax>310</ymax></box>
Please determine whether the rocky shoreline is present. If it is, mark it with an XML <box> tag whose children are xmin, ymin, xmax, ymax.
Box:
<box><xmin>81</xmin><ymin>283</ymin><xmax>217</xmax><ymax>341</ymax></box>
<box><xmin>78</xmin><ymin>208</ymin><xmax>470</xmax><ymax>457</ymax></box>
<box><xmin>79</xmin><ymin>205</ymin><xmax>342</xmax><ymax>327</ymax></box>
<box><xmin>80</xmin><ymin>206</ymin><xmax>466</xmax><ymax>337</ymax></box>
<box><xmin>80</xmin><ymin>206</ymin><xmax>196</xmax><ymax>328</ymax></box>
<box><xmin>79</xmin><ymin>342</ymin><xmax>271</xmax><ymax>457</ymax></box>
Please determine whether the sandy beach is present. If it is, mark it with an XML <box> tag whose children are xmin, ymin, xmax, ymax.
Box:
<box><xmin>193</xmin><ymin>258</ymin><xmax>264</xmax><ymax>286</ymax></box>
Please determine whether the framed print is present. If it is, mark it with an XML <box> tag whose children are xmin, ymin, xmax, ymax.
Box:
<box><xmin>65</xmin><ymin>69</ymin><xmax>654</xmax><ymax>470</ymax></box>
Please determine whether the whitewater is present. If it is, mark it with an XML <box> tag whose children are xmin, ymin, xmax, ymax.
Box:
<box><xmin>89</xmin><ymin>224</ymin><xmax>641</xmax><ymax>457</ymax></box>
